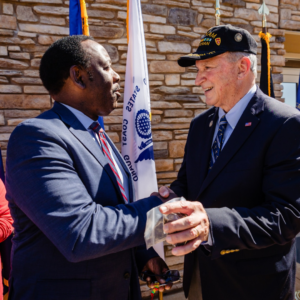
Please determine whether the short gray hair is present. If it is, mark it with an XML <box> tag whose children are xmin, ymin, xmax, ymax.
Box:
<box><xmin>227</xmin><ymin>52</ymin><xmax>257</xmax><ymax>78</ymax></box>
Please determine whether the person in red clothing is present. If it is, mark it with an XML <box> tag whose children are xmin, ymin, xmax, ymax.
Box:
<box><xmin>0</xmin><ymin>180</ymin><xmax>13</xmax><ymax>300</ymax></box>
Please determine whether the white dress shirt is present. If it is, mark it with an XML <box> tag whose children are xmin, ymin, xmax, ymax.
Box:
<box><xmin>205</xmin><ymin>84</ymin><xmax>257</xmax><ymax>246</ymax></box>
<box><xmin>62</xmin><ymin>104</ymin><xmax>130</xmax><ymax>202</ymax></box>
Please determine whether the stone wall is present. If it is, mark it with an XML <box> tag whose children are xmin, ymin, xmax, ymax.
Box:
<box><xmin>0</xmin><ymin>0</ymin><xmax>287</xmax><ymax>298</ymax></box>
<box><xmin>279</xmin><ymin>0</ymin><xmax>300</xmax><ymax>31</ymax></box>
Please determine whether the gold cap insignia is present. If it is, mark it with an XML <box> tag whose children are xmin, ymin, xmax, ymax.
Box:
<box><xmin>235</xmin><ymin>33</ymin><xmax>243</xmax><ymax>42</ymax></box>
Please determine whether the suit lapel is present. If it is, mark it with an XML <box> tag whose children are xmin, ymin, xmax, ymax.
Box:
<box><xmin>51</xmin><ymin>102</ymin><xmax>125</xmax><ymax>202</ymax></box>
<box><xmin>104</xmin><ymin>133</ymin><xmax>134</xmax><ymax>203</ymax></box>
<box><xmin>197</xmin><ymin>89</ymin><xmax>265</xmax><ymax>198</ymax></box>
<box><xmin>105</xmin><ymin>133</ymin><xmax>130</xmax><ymax>178</ymax></box>
<box><xmin>194</xmin><ymin>108</ymin><xmax>219</xmax><ymax>190</ymax></box>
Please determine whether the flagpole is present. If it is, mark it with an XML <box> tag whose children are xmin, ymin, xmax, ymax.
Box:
<box><xmin>258</xmin><ymin>0</ymin><xmax>274</xmax><ymax>98</ymax></box>
<box><xmin>159</xmin><ymin>291</ymin><xmax>163</xmax><ymax>300</ymax></box>
<box><xmin>79</xmin><ymin>0</ymin><xmax>89</xmax><ymax>36</ymax></box>
<box><xmin>215</xmin><ymin>0</ymin><xmax>220</xmax><ymax>25</ymax></box>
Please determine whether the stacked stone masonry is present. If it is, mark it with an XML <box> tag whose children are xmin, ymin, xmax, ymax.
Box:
<box><xmin>0</xmin><ymin>0</ymin><xmax>288</xmax><ymax>298</ymax></box>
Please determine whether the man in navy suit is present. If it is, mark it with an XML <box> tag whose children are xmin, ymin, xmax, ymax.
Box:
<box><xmin>5</xmin><ymin>35</ymin><xmax>171</xmax><ymax>300</ymax></box>
<box><xmin>158</xmin><ymin>25</ymin><xmax>300</xmax><ymax>300</ymax></box>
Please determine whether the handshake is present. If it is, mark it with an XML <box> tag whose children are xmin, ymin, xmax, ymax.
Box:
<box><xmin>141</xmin><ymin>187</ymin><xmax>210</xmax><ymax>292</ymax></box>
<box><xmin>151</xmin><ymin>187</ymin><xmax>210</xmax><ymax>257</ymax></box>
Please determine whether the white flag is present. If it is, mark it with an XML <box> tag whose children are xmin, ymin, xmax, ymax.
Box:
<box><xmin>122</xmin><ymin>0</ymin><xmax>164</xmax><ymax>259</ymax></box>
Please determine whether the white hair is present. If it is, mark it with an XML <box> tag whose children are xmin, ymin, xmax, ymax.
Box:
<box><xmin>227</xmin><ymin>52</ymin><xmax>257</xmax><ymax>78</ymax></box>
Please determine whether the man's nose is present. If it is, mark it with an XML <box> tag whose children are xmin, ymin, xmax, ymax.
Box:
<box><xmin>112</xmin><ymin>69</ymin><xmax>120</xmax><ymax>83</ymax></box>
<box><xmin>195</xmin><ymin>72</ymin><xmax>204</xmax><ymax>86</ymax></box>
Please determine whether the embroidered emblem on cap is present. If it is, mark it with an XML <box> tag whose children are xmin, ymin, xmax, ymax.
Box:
<box><xmin>215</xmin><ymin>38</ymin><xmax>221</xmax><ymax>46</ymax></box>
<box><xmin>199</xmin><ymin>37</ymin><xmax>212</xmax><ymax>46</ymax></box>
<box><xmin>235</xmin><ymin>33</ymin><xmax>243</xmax><ymax>42</ymax></box>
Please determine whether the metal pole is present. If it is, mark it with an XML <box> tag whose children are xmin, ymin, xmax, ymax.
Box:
<box><xmin>215</xmin><ymin>0</ymin><xmax>221</xmax><ymax>25</ymax></box>
<box><xmin>159</xmin><ymin>291</ymin><xmax>163</xmax><ymax>300</ymax></box>
<box><xmin>79</xmin><ymin>0</ymin><xmax>89</xmax><ymax>36</ymax></box>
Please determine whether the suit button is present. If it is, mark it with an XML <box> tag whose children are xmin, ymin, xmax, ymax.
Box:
<box><xmin>124</xmin><ymin>272</ymin><xmax>130</xmax><ymax>279</ymax></box>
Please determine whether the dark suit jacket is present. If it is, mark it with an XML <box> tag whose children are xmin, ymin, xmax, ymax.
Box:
<box><xmin>5</xmin><ymin>102</ymin><xmax>162</xmax><ymax>300</ymax></box>
<box><xmin>171</xmin><ymin>88</ymin><xmax>300</xmax><ymax>300</ymax></box>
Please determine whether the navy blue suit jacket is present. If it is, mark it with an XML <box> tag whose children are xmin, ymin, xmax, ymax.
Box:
<box><xmin>171</xmin><ymin>88</ymin><xmax>300</xmax><ymax>300</ymax></box>
<box><xmin>5</xmin><ymin>102</ymin><xmax>161</xmax><ymax>300</ymax></box>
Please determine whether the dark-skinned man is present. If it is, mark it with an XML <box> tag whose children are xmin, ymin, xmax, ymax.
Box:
<box><xmin>5</xmin><ymin>35</ymin><xmax>172</xmax><ymax>300</ymax></box>
<box><xmin>157</xmin><ymin>25</ymin><xmax>300</xmax><ymax>300</ymax></box>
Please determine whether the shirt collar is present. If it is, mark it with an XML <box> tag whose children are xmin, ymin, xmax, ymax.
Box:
<box><xmin>218</xmin><ymin>84</ymin><xmax>257</xmax><ymax>130</ymax></box>
<box><xmin>61</xmin><ymin>103</ymin><xmax>97</xmax><ymax>130</ymax></box>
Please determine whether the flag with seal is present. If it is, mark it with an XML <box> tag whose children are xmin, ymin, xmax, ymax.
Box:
<box><xmin>122</xmin><ymin>0</ymin><xmax>164</xmax><ymax>258</ymax></box>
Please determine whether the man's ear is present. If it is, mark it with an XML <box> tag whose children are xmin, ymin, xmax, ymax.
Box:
<box><xmin>70</xmin><ymin>65</ymin><xmax>85</xmax><ymax>89</ymax></box>
<box><xmin>237</xmin><ymin>57</ymin><xmax>251</xmax><ymax>80</ymax></box>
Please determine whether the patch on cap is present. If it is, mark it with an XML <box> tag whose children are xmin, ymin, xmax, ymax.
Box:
<box><xmin>199</xmin><ymin>37</ymin><xmax>213</xmax><ymax>47</ymax></box>
<box><xmin>215</xmin><ymin>38</ymin><xmax>221</xmax><ymax>46</ymax></box>
<box><xmin>234</xmin><ymin>33</ymin><xmax>243</xmax><ymax>42</ymax></box>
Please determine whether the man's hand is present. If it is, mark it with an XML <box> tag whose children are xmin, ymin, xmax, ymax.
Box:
<box><xmin>141</xmin><ymin>257</ymin><xmax>172</xmax><ymax>292</ymax></box>
<box><xmin>159</xmin><ymin>200</ymin><xmax>209</xmax><ymax>256</ymax></box>
<box><xmin>151</xmin><ymin>186</ymin><xmax>178</xmax><ymax>203</ymax></box>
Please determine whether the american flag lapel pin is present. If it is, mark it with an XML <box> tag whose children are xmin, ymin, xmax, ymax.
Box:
<box><xmin>245</xmin><ymin>122</ymin><xmax>252</xmax><ymax>127</ymax></box>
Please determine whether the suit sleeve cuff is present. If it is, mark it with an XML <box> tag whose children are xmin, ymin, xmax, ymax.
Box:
<box><xmin>135</xmin><ymin>245</ymin><xmax>159</xmax><ymax>274</ymax></box>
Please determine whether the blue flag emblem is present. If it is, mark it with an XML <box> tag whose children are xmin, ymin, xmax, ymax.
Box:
<box><xmin>134</xmin><ymin>145</ymin><xmax>154</xmax><ymax>163</ymax></box>
<box><xmin>135</xmin><ymin>109</ymin><xmax>152</xmax><ymax>139</ymax></box>
<box><xmin>135</xmin><ymin>109</ymin><xmax>154</xmax><ymax>163</ymax></box>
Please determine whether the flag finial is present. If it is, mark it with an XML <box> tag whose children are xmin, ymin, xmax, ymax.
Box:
<box><xmin>258</xmin><ymin>0</ymin><xmax>270</xmax><ymax>29</ymax></box>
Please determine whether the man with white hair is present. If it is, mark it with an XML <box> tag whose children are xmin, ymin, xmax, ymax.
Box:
<box><xmin>158</xmin><ymin>25</ymin><xmax>300</xmax><ymax>300</ymax></box>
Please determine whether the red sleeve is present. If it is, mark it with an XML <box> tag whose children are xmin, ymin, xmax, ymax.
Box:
<box><xmin>0</xmin><ymin>180</ymin><xmax>13</xmax><ymax>243</ymax></box>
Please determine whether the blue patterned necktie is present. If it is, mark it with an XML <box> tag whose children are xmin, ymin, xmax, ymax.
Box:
<box><xmin>208</xmin><ymin>115</ymin><xmax>228</xmax><ymax>172</ymax></box>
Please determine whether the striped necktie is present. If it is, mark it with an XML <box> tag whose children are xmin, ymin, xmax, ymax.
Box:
<box><xmin>90</xmin><ymin>121</ymin><xmax>128</xmax><ymax>204</ymax></box>
<box><xmin>208</xmin><ymin>115</ymin><xmax>228</xmax><ymax>172</ymax></box>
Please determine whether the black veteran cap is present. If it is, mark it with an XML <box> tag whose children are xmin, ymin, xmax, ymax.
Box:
<box><xmin>178</xmin><ymin>24</ymin><xmax>257</xmax><ymax>67</ymax></box>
